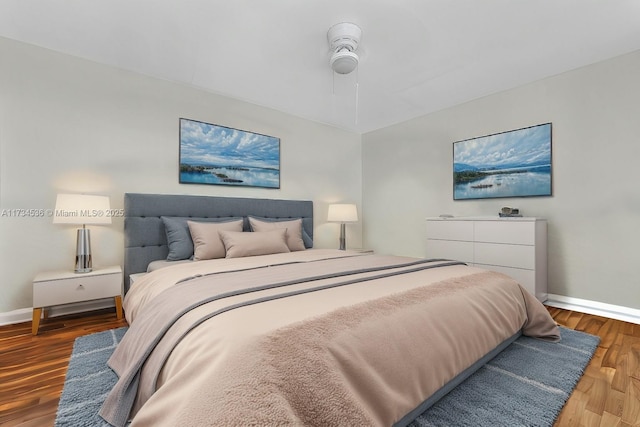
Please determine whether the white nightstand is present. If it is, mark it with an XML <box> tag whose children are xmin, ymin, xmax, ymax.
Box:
<box><xmin>32</xmin><ymin>265</ymin><xmax>123</xmax><ymax>335</ymax></box>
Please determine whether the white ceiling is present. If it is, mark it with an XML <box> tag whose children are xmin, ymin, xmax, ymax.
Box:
<box><xmin>1</xmin><ymin>1</ymin><xmax>640</xmax><ymax>133</ymax></box>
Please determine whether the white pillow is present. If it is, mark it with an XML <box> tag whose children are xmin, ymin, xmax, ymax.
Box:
<box><xmin>188</xmin><ymin>219</ymin><xmax>243</xmax><ymax>260</ymax></box>
<box><xmin>248</xmin><ymin>217</ymin><xmax>306</xmax><ymax>251</ymax></box>
<box><xmin>219</xmin><ymin>229</ymin><xmax>291</xmax><ymax>258</ymax></box>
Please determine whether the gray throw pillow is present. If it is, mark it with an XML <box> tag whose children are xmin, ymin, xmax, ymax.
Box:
<box><xmin>161</xmin><ymin>216</ymin><xmax>242</xmax><ymax>261</ymax></box>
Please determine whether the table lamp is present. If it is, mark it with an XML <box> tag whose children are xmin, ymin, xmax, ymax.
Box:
<box><xmin>53</xmin><ymin>193</ymin><xmax>111</xmax><ymax>273</ymax></box>
<box><xmin>327</xmin><ymin>203</ymin><xmax>358</xmax><ymax>250</ymax></box>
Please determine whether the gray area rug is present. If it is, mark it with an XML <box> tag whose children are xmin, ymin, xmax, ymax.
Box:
<box><xmin>55</xmin><ymin>326</ymin><xmax>598</xmax><ymax>427</ymax></box>
<box><xmin>55</xmin><ymin>327</ymin><xmax>126</xmax><ymax>427</ymax></box>
<box><xmin>410</xmin><ymin>327</ymin><xmax>599</xmax><ymax>426</ymax></box>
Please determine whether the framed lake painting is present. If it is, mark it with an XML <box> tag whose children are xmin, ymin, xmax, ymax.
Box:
<box><xmin>453</xmin><ymin>123</ymin><xmax>552</xmax><ymax>200</ymax></box>
<box><xmin>179</xmin><ymin>118</ymin><xmax>280</xmax><ymax>189</ymax></box>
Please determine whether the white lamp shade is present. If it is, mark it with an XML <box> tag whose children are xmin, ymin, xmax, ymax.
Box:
<box><xmin>327</xmin><ymin>204</ymin><xmax>358</xmax><ymax>222</ymax></box>
<box><xmin>53</xmin><ymin>194</ymin><xmax>112</xmax><ymax>225</ymax></box>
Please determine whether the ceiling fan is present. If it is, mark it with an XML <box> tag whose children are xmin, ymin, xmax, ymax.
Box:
<box><xmin>327</xmin><ymin>22</ymin><xmax>362</xmax><ymax>75</ymax></box>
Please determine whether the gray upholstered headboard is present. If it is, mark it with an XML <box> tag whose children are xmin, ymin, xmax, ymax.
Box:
<box><xmin>124</xmin><ymin>193</ymin><xmax>313</xmax><ymax>292</ymax></box>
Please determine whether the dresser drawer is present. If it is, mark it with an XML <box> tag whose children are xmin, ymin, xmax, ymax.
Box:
<box><xmin>474</xmin><ymin>221</ymin><xmax>535</xmax><ymax>245</ymax></box>
<box><xmin>33</xmin><ymin>272</ymin><xmax>121</xmax><ymax>307</ymax></box>
<box><xmin>426</xmin><ymin>220</ymin><xmax>474</xmax><ymax>241</ymax></box>
<box><xmin>474</xmin><ymin>242</ymin><xmax>535</xmax><ymax>270</ymax></box>
<box><xmin>426</xmin><ymin>239</ymin><xmax>474</xmax><ymax>263</ymax></box>
<box><xmin>475</xmin><ymin>264</ymin><xmax>536</xmax><ymax>297</ymax></box>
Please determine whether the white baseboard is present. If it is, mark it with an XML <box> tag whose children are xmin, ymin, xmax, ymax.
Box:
<box><xmin>0</xmin><ymin>308</ymin><xmax>33</xmax><ymax>326</ymax></box>
<box><xmin>0</xmin><ymin>299</ymin><xmax>116</xmax><ymax>327</ymax></box>
<box><xmin>546</xmin><ymin>294</ymin><xmax>640</xmax><ymax>325</ymax></box>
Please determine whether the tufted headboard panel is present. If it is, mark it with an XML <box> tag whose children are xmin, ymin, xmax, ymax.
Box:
<box><xmin>124</xmin><ymin>193</ymin><xmax>313</xmax><ymax>292</ymax></box>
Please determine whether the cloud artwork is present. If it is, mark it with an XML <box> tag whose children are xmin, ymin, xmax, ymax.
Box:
<box><xmin>453</xmin><ymin>123</ymin><xmax>552</xmax><ymax>200</ymax></box>
<box><xmin>179</xmin><ymin>118</ymin><xmax>280</xmax><ymax>189</ymax></box>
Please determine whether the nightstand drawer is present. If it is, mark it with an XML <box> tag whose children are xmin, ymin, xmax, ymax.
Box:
<box><xmin>33</xmin><ymin>271</ymin><xmax>121</xmax><ymax>307</ymax></box>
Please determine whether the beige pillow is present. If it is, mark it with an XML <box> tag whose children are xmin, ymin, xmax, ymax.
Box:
<box><xmin>188</xmin><ymin>219</ymin><xmax>243</xmax><ymax>260</ymax></box>
<box><xmin>219</xmin><ymin>229</ymin><xmax>290</xmax><ymax>258</ymax></box>
<box><xmin>248</xmin><ymin>217</ymin><xmax>306</xmax><ymax>252</ymax></box>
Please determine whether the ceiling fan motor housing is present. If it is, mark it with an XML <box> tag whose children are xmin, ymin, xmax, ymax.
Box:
<box><xmin>328</xmin><ymin>22</ymin><xmax>362</xmax><ymax>74</ymax></box>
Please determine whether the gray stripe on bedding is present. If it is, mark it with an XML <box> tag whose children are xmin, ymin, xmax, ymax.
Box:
<box><xmin>174</xmin><ymin>256</ymin><xmax>456</xmax><ymax>285</ymax></box>
<box><xmin>99</xmin><ymin>256</ymin><xmax>464</xmax><ymax>427</ymax></box>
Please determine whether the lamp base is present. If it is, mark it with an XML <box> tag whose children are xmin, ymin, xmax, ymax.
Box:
<box><xmin>339</xmin><ymin>223</ymin><xmax>346</xmax><ymax>250</ymax></box>
<box><xmin>75</xmin><ymin>228</ymin><xmax>92</xmax><ymax>273</ymax></box>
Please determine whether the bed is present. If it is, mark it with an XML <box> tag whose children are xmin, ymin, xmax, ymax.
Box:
<box><xmin>101</xmin><ymin>193</ymin><xmax>560</xmax><ymax>427</ymax></box>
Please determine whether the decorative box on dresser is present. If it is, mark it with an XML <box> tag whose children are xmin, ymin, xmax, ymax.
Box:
<box><xmin>32</xmin><ymin>265</ymin><xmax>123</xmax><ymax>335</ymax></box>
<box><xmin>426</xmin><ymin>217</ymin><xmax>547</xmax><ymax>302</ymax></box>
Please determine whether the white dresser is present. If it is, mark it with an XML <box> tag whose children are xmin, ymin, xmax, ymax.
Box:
<box><xmin>426</xmin><ymin>217</ymin><xmax>547</xmax><ymax>302</ymax></box>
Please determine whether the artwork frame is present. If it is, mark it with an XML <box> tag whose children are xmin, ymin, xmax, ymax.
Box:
<box><xmin>179</xmin><ymin>118</ymin><xmax>281</xmax><ymax>189</ymax></box>
<box><xmin>453</xmin><ymin>123</ymin><xmax>552</xmax><ymax>200</ymax></box>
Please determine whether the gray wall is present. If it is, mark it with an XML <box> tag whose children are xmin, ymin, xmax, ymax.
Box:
<box><xmin>363</xmin><ymin>49</ymin><xmax>640</xmax><ymax>310</ymax></box>
<box><xmin>0</xmin><ymin>37</ymin><xmax>362</xmax><ymax>313</ymax></box>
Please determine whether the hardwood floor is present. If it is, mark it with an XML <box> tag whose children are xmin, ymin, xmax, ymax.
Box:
<box><xmin>0</xmin><ymin>308</ymin><xmax>127</xmax><ymax>427</ymax></box>
<box><xmin>0</xmin><ymin>307</ymin><xmax>638</xmax><ymax>426</ymax></box>
<box><xmin>548</xmin><ymin>307</ymin><xmax>640</xmax><ymax>427</ymax></box>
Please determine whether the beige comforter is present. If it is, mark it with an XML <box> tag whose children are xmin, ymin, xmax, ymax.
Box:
<box><xmin>101</xmin><ymin>249</ymin><xmax>559</xmax><ymax>426</ymax></box>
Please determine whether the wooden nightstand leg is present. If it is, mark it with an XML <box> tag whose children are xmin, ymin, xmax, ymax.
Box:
<box><xmin>114</xmin><ymin>295</ymin><xmax>123</xmax><ymax>320</ymax></box>
<box><xmin>32</xmin><ymin>308</ymin><xmax>42</xmax><ymax>335</ymax></box>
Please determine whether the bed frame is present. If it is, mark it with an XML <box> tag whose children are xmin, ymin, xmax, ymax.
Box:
<box><xmin>123</xmin><ymin>193</ymin><xmax>313</xmax><ymax>292</ymax></box>
<box><xmin>121</xmin><ymin>193</ymin><xmax>527</xmax><ymax>425</ymax></box>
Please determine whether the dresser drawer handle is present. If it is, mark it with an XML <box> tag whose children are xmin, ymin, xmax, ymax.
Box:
<box><xmin>77</xmin><ymin>284</ymin><xmax>85</xmax><ymax>290</ymax></box>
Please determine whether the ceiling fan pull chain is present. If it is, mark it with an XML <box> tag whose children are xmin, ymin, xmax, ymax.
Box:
<box><xmin>355</xmin><ymin>68</ymin><xmax>359</xmax><ymax>125</ymax></box>
<box><xmin>332</xmin><ymin>68</ymin><xmax>336</xmax><ymax>95</ymax></box>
